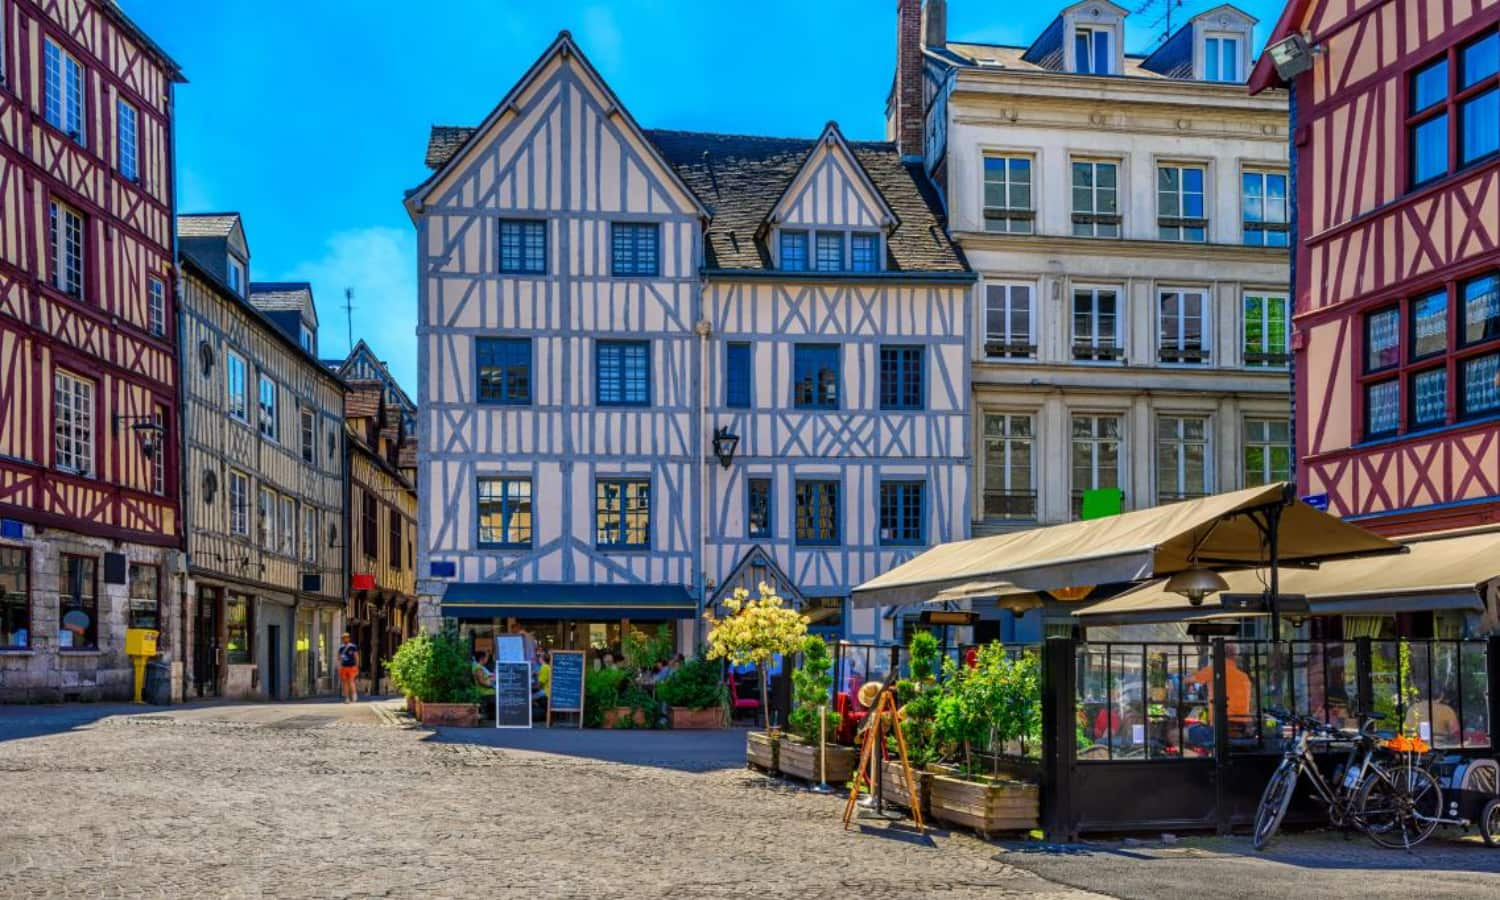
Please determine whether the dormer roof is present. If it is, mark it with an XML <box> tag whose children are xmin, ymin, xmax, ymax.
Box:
<box><xmin>763</xmin><ymin>121</ymin><xmax>899</xmax><ymax>234</ymax></box>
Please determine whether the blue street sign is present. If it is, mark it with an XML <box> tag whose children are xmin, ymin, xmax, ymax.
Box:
<box><xmin>1302</xmin><ymin>493</ymin><xmax>1329</xmax><ymax>512</ymax></box>
<box><xmin>429</xmin><ymin>561</ymin><xmax>457</xmax><ymax>578</ymax></box>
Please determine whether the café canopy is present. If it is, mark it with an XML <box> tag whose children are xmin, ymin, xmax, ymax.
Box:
<box><xmin>851</xmin><ymin>483</ymin><xmax>1401</xmax><ymax>609</ymax></box>
<box><xmin>1075</xmin><ymin>526</ymin><xmax>1500</xmax><ymax>625</ymax></box>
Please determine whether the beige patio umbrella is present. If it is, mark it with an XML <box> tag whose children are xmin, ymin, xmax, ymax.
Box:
<box><xmin>852</xmin><ymin>483</ymin><xmax>1403</xmax><ymax>636</ymax></box>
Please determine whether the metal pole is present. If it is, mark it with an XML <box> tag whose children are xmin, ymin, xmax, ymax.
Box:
<box><xmin>1268</xmin><ymin>503</ymin><xmax>1283</xmax><ymax>642</ymax></box>
<box><xmin>813</xmin><ymin>703</ymin><xmax>832</xmax><ymax>794</ymax></box>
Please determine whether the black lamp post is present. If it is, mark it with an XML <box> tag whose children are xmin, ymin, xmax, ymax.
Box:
<box><xmin>711</xmin><ymin>425</ymin><xmax>739</xmax><ymax>469</ymax></box>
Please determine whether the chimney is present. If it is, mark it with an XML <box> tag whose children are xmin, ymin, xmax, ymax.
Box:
<box><xmin>923</xmin><ymin>0</ymin><xmax>947</xmax><ymax>49</ymax></box>
<box><xmin>895</xmin><ymin>0</ymin><xmax>924</xmax><ymax>160</ymax></box>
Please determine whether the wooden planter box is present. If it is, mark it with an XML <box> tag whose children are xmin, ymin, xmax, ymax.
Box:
<box><xmin>601</xmin><ymin>707</ymin><xmax>648</xmax><ymax>728</ymax></box>
<box><xmin>418</xmin><ymin>702</ymin><xmax>481</xmax><ymax>727</ymax></box>
<box><xmin>669</xmin><ymin>706</ymin><xmax>725</xmax><ymax>729</ymax></box>
<box><xmin>746</xmin><ymin>731</ymin><xmax>779</xmax><ymax>772</ymax></box>
<box><xmin>778</xmin><ymin>736</ymin><xmax>856</xmax><ymax>785</ymax></box>
<box><xmin>929</xmin><ymin>772</ymin><xmax>1040</xmax><ymax>838</ymax></box>
<box><xmin>878</xmin><ymin>759</ymin><xmax>934</xmax><ymax>818</ymax></box>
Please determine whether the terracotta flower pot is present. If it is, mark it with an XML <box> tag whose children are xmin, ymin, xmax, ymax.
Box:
<box><xmin>601</xmin><ymin>706</ymin><xmax>648</xmax><ymax>728</ymax></box>
<box><xmin>669</xmin><ymin>706</ymin><xmax>725</xmax><ymax>729</ymax></box>
<box><xmin>405</xmin><ymin>694</ymin><xmax>417</xmax><ymax>716</ymax></box>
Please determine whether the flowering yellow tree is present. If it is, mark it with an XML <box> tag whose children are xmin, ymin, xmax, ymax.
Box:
<box><xmin>704</xmin><ymin>582</ymin><xmax>808</xmax><ymax>728</ymax></box>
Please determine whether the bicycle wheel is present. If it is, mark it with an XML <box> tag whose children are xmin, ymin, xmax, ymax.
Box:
<box><xmin>1357</xmin><ymin>762</ymin><xmax>1442</xmax><ymax>850</ymax></box>
<box><xmin>1481</xmin><ymin>798</ymin><xmax>1500</xmax><ymax>848</ymax></box>
<box><xmin>1253</xmin><ymin>760</ymin><xmax>1298</xmax><ymax>850</ymax></box>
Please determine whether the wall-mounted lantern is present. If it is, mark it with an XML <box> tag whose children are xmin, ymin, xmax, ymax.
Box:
<box><xmin>711</xmin><ymin>425</ymin><xmax>740</xmax><ymax>469</ymax></box>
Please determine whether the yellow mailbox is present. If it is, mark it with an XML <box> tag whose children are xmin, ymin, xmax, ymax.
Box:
<box><xmin>124</xmin><ymin>627</ymin><xmax>159</xmax><ymax>703</ymax></box>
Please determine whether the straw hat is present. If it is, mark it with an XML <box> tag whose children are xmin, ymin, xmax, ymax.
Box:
<box><xmin>856</xmin><ymin>681</ymin><xmax>882</xmax><ymax>709</ymax></box>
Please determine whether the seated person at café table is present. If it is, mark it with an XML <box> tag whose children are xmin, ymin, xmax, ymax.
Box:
<box><xmin>1184</xmin><ymin>656</ymin><xmax>1252</xmax><ymax>747</ymax></box>
<box><xmin>472</xmin><ymin>651</ymin><xmax>495</xmax><ymax>690</ymax></box>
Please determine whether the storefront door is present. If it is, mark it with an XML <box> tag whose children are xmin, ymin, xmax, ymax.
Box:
<box><xmin>193</xmin><ymin>586</ymin><xmax>220</xmax><ymax>697</ymax></box>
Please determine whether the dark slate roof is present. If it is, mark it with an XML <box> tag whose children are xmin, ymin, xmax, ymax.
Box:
<box><xmin>426</xmin><ymin>126</ymin><xmax>475</xmax><ymax>169</ymax></box>
<box><xmin>644</xmin><ymin>129</ymin><xmax>966</xmax><ymax>274</ymax></box>
<box><xmin>423</xmin><ymin>125</ymin><xmax>967</xmax><ymax>275</ymax></box>
<box><xmin>248</xmin><ymin>282</ymin><xmax>311</xmax><ymax>313</ymax></box>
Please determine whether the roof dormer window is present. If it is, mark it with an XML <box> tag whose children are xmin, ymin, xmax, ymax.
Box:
<box><xmin>1075</xmin><ymin>27</ymin><xmax>1113</xmax><ymax>75</ymax></box>
<box><xmin>299</xmin><ymin>324</ymin><xmax>315</xmax><ymax>355</ymax></box>
<box><xmin>227</xmin><ymin>257</ymin><xmax>245</xmax><ymax>296</ymax></box>
<box><xmin>1205</xmin><ymin>34</ymin><xmax>1241</xmax><ymax>82</ymax></box>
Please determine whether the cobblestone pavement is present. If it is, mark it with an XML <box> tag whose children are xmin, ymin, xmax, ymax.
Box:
<box><xmin>0</xmin><ymin>700</ymin><xmax>1092</xmax><ymax>899</ymax></box>
<box><xmin>5</xmin><ymin>701</ymin><xmax>1497</xmax><ymax>899</ymax></box>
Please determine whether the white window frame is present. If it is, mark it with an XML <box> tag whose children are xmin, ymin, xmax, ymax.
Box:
<box><xmin>1243</xmin><ymin>292</ymin><xmax>1290</xmax><ymax>368</ymax></box>
<box><xmin>299</xmin><ymin>324</ymin><xmax>314</xmax><ymax>354</ymax></box>
<box><xmin>49</xmin><ymin>199</ymin><xmax>84</xmax><ymax>298</ymax></box>
<box><xmin>116</xmin><ymin>97</ymin><xmax>139</xmax><ymax>181</ymax></box>
<box><xmin>228</xmin><ymin>470</ymin><xmax>249</xmax><ymax>537</ymax></box>
<box><xmin>1241</xmin><ymin>169</ymin><xmax>1290</xmax><ymax>247</ymax></box>
<box><xmin>1157</xmin><ymin>163</ymin><xmax>1209</xmax><ymax>242</ymax></box>
<box><xmin>1070</xmin><ymin>158</ymin><xmax>1121</xmax><ymax>238</ymax></box>
<box><xmin>225</xmin><ymin>349</ymin><xmax>248</xmax><ymax>421</ymax></box>
<box><xmin>1071</xmin><ymin>285</ymin><xmax>1123</xmax><ymax>362</ymax></box>
<box><xmin>257</xmin><ymin>373</ymin><xmax>277</xmax><ymax>440</ymax></box>
<box><xmin>1243</xmin><ymin>417</ymin><xmax>1292</xmax><ymax>487</ymax></box>
<box><xmin>983</xmin><ymin>282</ymin><xmax>1035</xmax><ymax>359</ymax></box>
<box><xmin>279</xmin><ymin>495</ymin><xmax>295</xmax><ymax>558</ymax></box>
<box><xmin>43</xmin><ymin>38</ymin><xmax>85</xmax><ymax>142</ymax></box>
<box><xmin>1156</xmin><ymin>415</ymin><xmax>1212</xmax><ymax>503</ymax></box>
<box><xmin>1074</xmin><ymin>26</ymin><xmax>1113</xmax><ymax>75</ymax></box>
<box><xmin>300</xmin><ymin>407</ymin><xmax>315</xmax><ymax>464</ymax></box>
<box><xmin>150</xmin><ymin>406</ymin><xmax>165</xmax><ymax>496</ymax></box>
<box><xmin>982</xmin><ymin>412</ymin><xmax>1036</xmax><ymax>521</ymax></box>
<box><xmin>258</xmin><ymin>486</ymin><xmax>276</xmax><ymax>551</ymax></box>
<box><xmin>1070</xmin><ymin>413</ymin><xmax>1124</xmax><ymax>518</ymax></box>
<box><xmin>52</xmin><ymin>369</ymin><xmax>94</xmax><ymax>477</ymax></box>
<box><xmin>302</xmin><ymin>505</ymin><xmax>318</xmax><ymax>563</ymax></box>
<box><xmin>147</xmin><ymin>276</ymin><xmax>165</xmax><ymax>337</ymax></box>
<box><xmin>1158</xmin><ymin>288</ymin><xmax>1210</xmax><ymax>365</ymax></box>
<box><xmin>1204</xmin><ymin>33</ymin><xmax>1241</xmax><ymax>83</ymax></box>
<box><xmin>981</xmin><ymin>154</ymin><xmax>1034</xmax><ymax>234</ymax></box>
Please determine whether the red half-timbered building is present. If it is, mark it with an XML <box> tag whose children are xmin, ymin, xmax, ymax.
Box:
<box><xmin>1252</xmin><ymin>0</ymin><xmax>1500</xmax><ymax>535</ymax></box>
<box><xmin>0</xmin><ymin>0</ymin><xmax>183</xmax><ymax>701</ymax></box>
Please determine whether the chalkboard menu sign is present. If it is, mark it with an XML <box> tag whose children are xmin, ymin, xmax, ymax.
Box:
<box><xmin>547</xmin><ymin>651</ymin><xmax>586</xmax><ymax>728</ymax></box>
<box><xmin>493</xmin><ymin>661</ymin><xmax>532</xmax><ymax>729</ymax></box>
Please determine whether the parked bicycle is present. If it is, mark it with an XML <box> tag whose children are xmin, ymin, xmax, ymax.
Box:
<box><xmin>1253</xmin><ymin>707</ymin><xmax>1444</xmax><ymax>850</ymax></box>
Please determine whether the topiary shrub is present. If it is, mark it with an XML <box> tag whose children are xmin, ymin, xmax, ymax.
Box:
<box><xmin>788</xmin><ymin>635</ymin><xmax>840</xmax><ymax>743</ymax></box>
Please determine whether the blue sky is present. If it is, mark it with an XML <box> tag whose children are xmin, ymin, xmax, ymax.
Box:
<box><xmin>125</xmin><ymin>0</ymin><xmax>1285</xmax><ymax>389</ymax></box>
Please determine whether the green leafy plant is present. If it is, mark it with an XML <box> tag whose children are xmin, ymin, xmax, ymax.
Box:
<box><xmin>886</xmin><ymin>634</ymin><xmax>945</xmax><ymax>766</ymax></box>
<box><xmin>621</xmin><ymin>624</ymin><xmax>674</xmax><ymax>676</ymax></box>
<box><xmin>614</xmin><ymin>683</ymin><xmax>660</xmax><ymax>730</ymax></box>
<box><xmin>788</xmin><ymin>636</ymin><xmax>840</xmax><ymax>742</ymax></box>
<box><xmin>386</xmin><ymin>625</ymin><xmax>482</xmax><ymax>704</ymax></box>
<box><xmin>908</xmin><ymin>631</ymin><xmax>941</xmax><ymax>682</ymax></box>
<box><xmin>584</xmin><ymin>666</ymin><xmax>629</xmax><ymax>727</ymax></box>
<box><xmin>934</xmin><ymin>644</ymin><xmax>1041</xmax><ymax>777</ymax></box>
<box><xmin>656</xmin><ymin>655</ymin><xmax>728</xmax><ymax>712</ymax></box>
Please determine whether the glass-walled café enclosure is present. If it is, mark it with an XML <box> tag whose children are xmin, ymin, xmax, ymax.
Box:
<box><xmin>459</xmin><ymin>618</ymin><xmax>633</xmax><ymax>662</ymax></box>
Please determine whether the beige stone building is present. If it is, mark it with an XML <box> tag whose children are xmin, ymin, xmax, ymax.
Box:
<box><xmin>894</xmin><ymin>1</ymin><xmax>1291</xmax><ymax>533</ymax></box>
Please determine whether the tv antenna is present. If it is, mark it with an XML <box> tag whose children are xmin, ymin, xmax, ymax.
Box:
<box><xmin>1135</xmin><ymin>0</ymin><xmax>1184</xmax><ymax>49</ymax></box>
<box><xmin>343</xmin><ymin>287</ymin><xmax>355</xmax><ymax>353</ymax></box>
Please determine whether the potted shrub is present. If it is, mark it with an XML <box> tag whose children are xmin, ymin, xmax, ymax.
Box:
<box><xmin>584</xmin><ymin>666</ymin><xmax>628</xmax><ymax>728</ymax></box>
<box><xmin>880</xmin><ymin>633</ymin><xmax>942</xmax><ymax>816</ymax></box>
<box><xmin>387</xmin><ymin>628</ymin><xmax>484</xmax><ymax>727</ymax></box>
<box><xmin>657</xmin><ymin>656</ymin><xmax>728</xmax><ymax>729</ymax></box>
<box><xmin>778</xmin><ymin>636</ymin><xmax>854</xmax><ymax>784</ymax></box>
<box><xmin>928</xmin><ymin>644</ymin><xmax>1042</xmax><ymax>837</ymax></box>
<box><xmin>704</xmin><ymin>582</ymin><xmax>808</xmax><ymax>772</ymax></box>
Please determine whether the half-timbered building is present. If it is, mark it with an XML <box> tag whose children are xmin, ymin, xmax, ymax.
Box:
<box><xmin>410</xmin><ymin>33</ymin><xmax>973</xmax><ymax>651</ymax></box>
<box><xmin>178</xmin><ymin>214</ymin><xmax>347</xmax><ymax>700</ymax></box>
<box><xmin>895</xmin><ymin>0</ymin><xmax>1292</xmax><ymax>639</ymax></box>
<box><xmin>1252</xmin><ymin>0</ymin><xmax>1500</xmax><ymax>536</ymax></box>
<box><xmin>0</xmin><ymin>0</ymin><xmax>183</xmax><ymax>701</ymax></box>
<box><xmin>324</xmin><ymin>339</ymin><xmax>417</xmax><ymax>434</ymax></box>
<box><xmin>343</xmin><ymin>379</ymin><xmax>417</xmax><ymax>694</ymax></box>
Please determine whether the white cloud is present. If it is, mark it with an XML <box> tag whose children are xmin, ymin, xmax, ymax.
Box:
<box><xmin>281</xmin><ymin>226</ymin><xmax>418</xmax><ymax>390</ymax></box>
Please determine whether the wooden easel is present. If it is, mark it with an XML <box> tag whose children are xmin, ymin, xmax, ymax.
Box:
<box><xmin>842</xmin><ymin>685</ymin><xmax>924</xmax><ymax>832</ymax></box>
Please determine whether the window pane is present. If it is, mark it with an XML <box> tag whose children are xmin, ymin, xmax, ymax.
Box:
<box><xmin>1411</xmin><ymin>368</ymin><xmax>1448</xmax><ymax>427</ymax></box>
<box><xmin>1464</xmin><ymin>274</ymin><xmax>1500</xmax><ymax>345</ymax></box>
<box><xmin>1461</xmin><ymin>88</ymin><xmax>1499</xmax><ymax>166</ymax></box>
<box><xmin>815</xmin><ymin>233</ymin><xmax>843</xmax><ymax>272</ymax></box>
<box><xmin>1411</xmin><ymin>291</ymin><xmax>1448</xmax><ymax>359</ymax></box>
<box><xmin>725</xmin><ymin>343</ymin><xmax>751</xmax><ymax>408</ymax></box>
<box><xmin>794</xmin><ymin>345</ymin><xmax>840</xmax><ymax>408</ymax></box>
<box><xmin>780</xmin><ymin>231</ymin><xmax>808</xmax><ymax>271</ymax></box>
<box><xmin>1461</xmin><ymin>32</ymin><xmax>1499</xmax><ymax>89</ymax></box>
<box><xmin>1367</xmin><ymin>308</ymin><xmax>1401</xmax><ymax>371</ymax></box>
<box><xmin>1411</xmin><ymin>58</ymin><xmax>1450</xmax><ymax>113</ymax></box>
<box><xmin>1367</xmin><ymin>380</ymin><xmax>1400</xmax><ymax>435</ymax></box>
<box><xmin>1463</xmin><ymin>353</ymin><xmax>1500</xmax><ymax>417</ymax></box>
<box><xmin>1412</xmin><ymin>114</ymin><xmax>1449</xmax><ymax>184</ymax></box>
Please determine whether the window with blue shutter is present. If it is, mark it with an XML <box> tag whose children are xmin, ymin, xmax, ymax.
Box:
<box><xmin>725</xmin><ymin>342</ymin><xmax>751</xmax><ymax>408</ymax></box>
